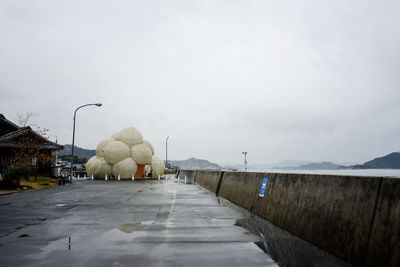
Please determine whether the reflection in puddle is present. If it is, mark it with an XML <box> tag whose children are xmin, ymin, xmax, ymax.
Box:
<box><xmin>258</xmin><ymin>232</ymin><xmax>271</xmax><ymax>254</ymax></box>
<box><xmin>34</xmin><ymin>236</ymin><xmax>71</xmax><ymax>259</ymax></box>
<box><xmin>235</xmin><ymin>216</ymin><xmax>352</xmax><ymax>267</ymax></box>
<box><xmin>118</xmin><ymin>221</ymin><xmax>154</xmax><ymax>233</ymax></box>
<box><xmin>18</xmin><ymin>234</ymin><xmax>29</xmax><ymax>238</ymax></box>
<box><xmin>118</xmin><ymin>223</ymin><xmax>141</xmax><ymax>233</ymax></box>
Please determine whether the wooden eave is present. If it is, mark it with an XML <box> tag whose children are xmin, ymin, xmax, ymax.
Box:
<box><xmin>0</xmin><ymin>127</ymin><xmax>63</xmax><ymax>150</ymax></box>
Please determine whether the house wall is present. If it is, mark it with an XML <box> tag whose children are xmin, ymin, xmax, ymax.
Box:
<box><xmin>0</xmin><ymin>148</ymin><xmax>52</xmax><ymax>175</ymax></box>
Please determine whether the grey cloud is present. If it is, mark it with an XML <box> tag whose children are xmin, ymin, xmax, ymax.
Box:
<box><xmin>1</xmin><ymin>0</ymin><xmax>399</xmax><ymax>165</ymax></box>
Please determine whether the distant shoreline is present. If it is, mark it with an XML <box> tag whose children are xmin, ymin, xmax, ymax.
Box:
<box><xmin>248</xmin><ymin>168</ymin><xmax>400</xmax><ymax>177</ymax></box>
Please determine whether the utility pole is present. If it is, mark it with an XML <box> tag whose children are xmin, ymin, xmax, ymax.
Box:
<box><xmin>166</xmin><ymin>136</ymin><xmax>171</xmax><ymax>169</ymax></box>
<box><xmin>70</xmin><ymin>103</ymin><xmax>102</xmax><ymax>183</ymax></box>
<box><xmin>242</xmin><ymin>152</ymin><xmax>248</xmax><ymax>172</ymax></box>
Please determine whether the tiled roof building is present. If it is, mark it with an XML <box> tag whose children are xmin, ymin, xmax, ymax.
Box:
<box><xmin>0</xmin><ymin>114</ymin><xmax>63</xmax><ymax>175</ymax></box>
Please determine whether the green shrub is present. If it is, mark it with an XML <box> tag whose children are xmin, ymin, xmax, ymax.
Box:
<box><xmin>1</xmin><ymin>165</ymin><xmax>31</xmax><ymax>188</ymax></box>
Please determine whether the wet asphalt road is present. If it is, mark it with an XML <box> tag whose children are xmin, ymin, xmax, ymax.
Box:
<box><xmin>0</xmin><ymin>179</ymin><xmax>277</xmax><ymax>266</ymax></box>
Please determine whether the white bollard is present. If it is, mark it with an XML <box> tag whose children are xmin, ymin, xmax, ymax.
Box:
<box><xmin>165</xmin><ymin>175</ymin><xmax>168</xmax><ymax>180</ymax></box>
<box><xmin>84</xmin><ymin>174</ymin><xmax>87</xmax><ymax>179</ymax></box>
<box><xmin>132</xmin><ymin>175</ymin><xmax>135</xmax><ymax>181</ymax></box>
<box><xmin>118</xmin><ymin>174</ymin><xmax>121</xmax><ymax>181</ymax></box>
<box><xmin>105</xmin><ymin>174</ymin><xmax>108</xmax><ymax>181</ymax></box>
<box><xmin>158</xmin><ymin>175</ymin><xmax>160</xmax><ymax>180</ymax></box>
<box><xmin>91</xmin><ymin>174</ymin><xmax>94</xmax><ymax>180</ymax></box>
<box><xmin>77</xmin><ymin>174</ymin><xmax>80</xmax><ymax>180</ymax></box>
<box><xmin>185</xmin><ymin>175</ymin><xmax>187</xmax><ymax>184</ymax></box>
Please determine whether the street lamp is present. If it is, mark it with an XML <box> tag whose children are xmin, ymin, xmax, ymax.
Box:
<box><xmin>70</xmin><ymin>103</ymin><xmax>102</xmax><ymax>183</ymax></box>
<box><xmin>166</xmin><ymin>135</ymin><xmax>172</xmax><ymax>169</ymax></box>
<box><xmin>242</xmin><ymin>152</ymin><xmax>248</xmax><ymax>172</ymax></box>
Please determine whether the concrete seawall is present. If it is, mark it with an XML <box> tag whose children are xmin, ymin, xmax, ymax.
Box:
<box><xmin>365</xmin><ymin>177</ymin><xmax>400</xmax><ymax>267</ymax></box>
<box><xmin>185</xmin><ymin>169</ymin><xmax>399</xmax><ymax>267</ymax></box>
<box><xmin>177</xmin><ymin>170</ymin><xmax>197</xmax><ymax>184</ymax></box>
<box><xmin>194</xmin><ymin>171</ymin><xmax>223</xmax><ymax>194</ymax></box>
<box><xmin>218</xmin><ymin>171</ymin><xmax>264</xmax><ymax>211</ymax></box>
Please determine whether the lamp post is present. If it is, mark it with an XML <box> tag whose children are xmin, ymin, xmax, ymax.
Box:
<box><xmin>70</xmin><ymin>103</ymin><xmax>102</xmax><ymax>183</ymax></box>
<box><xmin>242</xmin><ymin>152</ymin><xmax>248</xmax><ymax>172</ymax></box>
<box><xmin>165</xmin><ymin>135</ymin><xmax>172</xmax><ymax>169</ymax></box>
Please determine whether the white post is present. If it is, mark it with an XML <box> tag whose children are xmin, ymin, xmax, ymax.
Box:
<box><xmin>91</xmin><ymin>174</ymin><xmax>94</xmax><ymax>180</ymax></box>
<box><xmin>185</xmin><ymin>175</ymin><xmax>187</xmax><ymax>184</ymax></box>
<box><xmin>118</xmin><ymin>174</ymin><xmax>121</xmax><ymax>181</ymax></box>
<box><xmin>132</xmin><ymin>175</ymin><xmax>135</xmax><ymax>181</ymax></box>
<box><xmin>158</xmin><ymin>175</ymin><xmax>160</xmax><ymax>180</ymax></box>
<box><xmin>105</xmin><ymin>174</ymin><xmax>108</xmax><ymax>181</ymax></box>
<box><xmin>77</xmin><ymin>174</ymin><xmax>80</xmax><ymax>180</ymax></box>
<box><xmin>84</xmin><ymin>174</ymin><xmax>87</xmax><ymax>179</ymax></box>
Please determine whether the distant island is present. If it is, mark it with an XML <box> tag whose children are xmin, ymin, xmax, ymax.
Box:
<box><xmin>273</xmin><ymin>151</ymin><xmax>400</xmax><ymax>170</ymax></box>
<box><xmin>351</xmin><ymin>152</ymin><xmax>400</xmax><ymax>169</ymax></box>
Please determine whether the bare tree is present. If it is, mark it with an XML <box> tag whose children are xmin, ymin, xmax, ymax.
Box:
<box><xmin>15</xmin><ymin>112</ymin><xmax>49</xmax><ymax>138</ymax></box>
<box><xmin>16</xmin><ymin>112</ymin><xmax>36</xmax><ymax>127</ymax></box>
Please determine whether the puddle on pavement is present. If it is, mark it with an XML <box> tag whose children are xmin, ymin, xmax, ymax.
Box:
<box><xmin>118</xmin><ymin>223</ymin><xmax>141</xmax><ymax>233</ymax></box>
<box><xmin>118</xmin><ymin>221</ymin><xmax>155</xmax><ymax>233</ymax></box>
<box><xmin>254</xmin><ymin>241</ymin><xmax>270</xmax><ymax>254</ymax></box>
<box><xmin>34</xmin><ymin>236</ymin><xmax>72</xmax><ymax>259</ymax></box>
<box><xmin>18</xmin><ymin>234</ymin><xmax>29</xmax><ymax>238</ymax></box>
<box><xmin>34</xmin><ymin>221</ymin><xmax>154</xmax><ymax>259</ymax></box>
<box><xmin>234</xmin><ymin>216</ymin><xmax>353</xmax><ymax>267</ymax></box>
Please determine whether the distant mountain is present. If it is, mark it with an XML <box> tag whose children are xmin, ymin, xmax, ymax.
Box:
<box><xmin>169</xmin><ymin>158</ymin><xmax>222</xmax><ymax>170</ymax></box>
<box><xmin>353</xmin><ymin>152</ymin><xmax>400</xmax><ymax>169</ymax></box>
<box><xmin>60</xmin><ymin>144</ymin><xmax>96</xmax><ymax>159</ymax></box>
<box><xmin>272</xmin><ymin>160</ymin><xmax>312</xmax><ymax>170</ymax></box>
<box><xmin>298</xmin><ymin>162</ymin><xmax>343</xmax><ymax>170</ymax></box>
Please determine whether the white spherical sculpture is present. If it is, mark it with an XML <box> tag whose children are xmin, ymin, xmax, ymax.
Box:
<box><xmin>142</xmin><ymin>140</ymin><xmax>154</xmax><ymax>155</ymax></box>
<box><xmin>112</xmin><ymin>157</ymin><xmax>137</xmax><ymax>179</ymax></box>
<box><xmin>151</xmin><ymin>156</ymin><xmax>165</xmax><ymax>177</ymax></box>
<box><xmin>86</xmin><ymin>156</ymin><xmax>112</xmax><ymax>179</ymax></box>
<box><xmin>104</xmin><ymin>141</ymin><xmax>130</xmax><ymax>164</ymax></box>
<box><xmin>96</xmin><ymin>138</ymin><xmax>114</xmax><ymax>158</ymax></box>
<box><xmin>112</xmin><ymin>127</ymin><xmax>143</xmax><ymax>147</ymax></box>
<box><xmin>131</xmin><ymin>144</ymin><xmax>152</xmax><ymax>165</ymax></box>
<box><xmin>89</xmin><ymin>126</ymin><xmax>164</xmax><ymax>180</ymax></box>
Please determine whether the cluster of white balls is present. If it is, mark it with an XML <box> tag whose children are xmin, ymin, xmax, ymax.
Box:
<box><xmin>86</xmin><ymin>127</ymin><xmax>165</xmax><ymax>179</ymax></box>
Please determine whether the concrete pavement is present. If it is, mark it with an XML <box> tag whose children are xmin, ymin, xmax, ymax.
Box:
<box><xmin>0</xmin><ymin>179</ymin><xmax>277</xmax><ymax>266</ymax></box>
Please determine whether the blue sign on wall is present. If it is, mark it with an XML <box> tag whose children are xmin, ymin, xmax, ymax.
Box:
<box><xmin>259</xmin><ymin>177</ymin><xmax>269</xmax><ymax>197</ymax></box>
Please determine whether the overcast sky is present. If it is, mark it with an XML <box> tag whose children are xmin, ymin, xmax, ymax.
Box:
<box><xmin>1</xmin><ymin>0</ymin><xmax>399</xmax><ymax>166</ymax></box>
